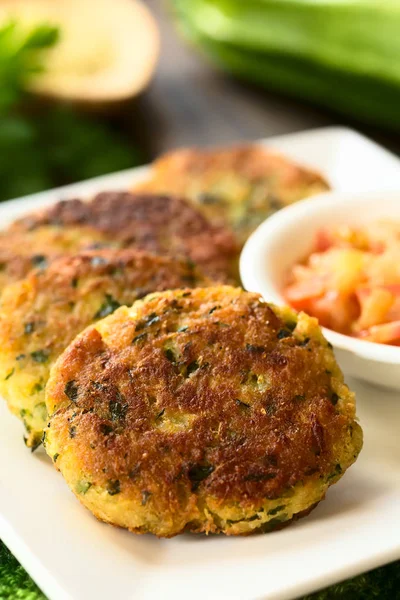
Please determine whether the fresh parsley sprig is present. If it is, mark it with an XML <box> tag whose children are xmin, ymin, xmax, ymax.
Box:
<box><xmin>0</xmin><ymin>19</ymin><xmax>59</xmax><ymax>112</ymax></box>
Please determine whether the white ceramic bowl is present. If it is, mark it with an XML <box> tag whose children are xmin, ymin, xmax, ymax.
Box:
<box><xmin>240</xmin><ymin>190</ymin><xmax>400</xmax><ymax>390</ymax></box>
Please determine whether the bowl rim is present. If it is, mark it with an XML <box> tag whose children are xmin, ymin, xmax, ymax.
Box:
<box><xmin>240</xmin><ymin>189</ymin><xmax>400</xmax><ymax>365</ymax></box>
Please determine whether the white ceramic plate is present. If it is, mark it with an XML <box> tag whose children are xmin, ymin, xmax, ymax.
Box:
<box><xmin>1</xmin><ymin>127</ymin><xmax>400</xmax><ymax>600</ymax></box>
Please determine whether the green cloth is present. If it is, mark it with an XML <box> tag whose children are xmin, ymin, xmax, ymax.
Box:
<box><xmin>1</xmin><ymin>540</ymin><xmax>399</xmax><ymax>599</ymax></box>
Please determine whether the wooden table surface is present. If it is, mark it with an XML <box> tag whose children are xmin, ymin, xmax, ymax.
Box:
<box><xmin>136</xmin><ymin>0</ymin><xmax>400</xmax><ymax>159</ymax></box>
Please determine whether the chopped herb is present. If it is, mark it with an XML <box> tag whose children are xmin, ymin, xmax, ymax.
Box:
<box><xmin>31</xmin><ymin>255</ymin><xmax>48</xmax><ymax>269</ymax></box>
<box><xmin>24</xmin><ymin>322</ymin><xmax>35</xmax><ymax>334</ymax></box>
<box><xmin>277</xmin><ymin>328</ymin><xmax>291</xmax><ymax>340</ymax></box>
<box><xmin>132</xmin><ymin>332</ymin><xmax>147</xmax><ymax>344</ymax></box>
<box><xmin>141</xmin><ymin>490</ymin><xmax>152</xmax><ymax>505</ymax></box>
<box><xmin>186</xmin><ymin>360</ymin><xmax>200</xmax><ymax>377</ymax></box>
<box><xmin>91</xmin><ymin>380</ymin><xmax>105</xmax><ymax>391</ymax></box>
<box><xmin>244</xmin><ymin>472</ymin><xmax>276</xmax><ymax>482</ymax></box>
<box><xmin>164</xmin><ymin>347</ymin><xmax>177</xmax><ymax>364</ymax></box>
<box><xmin>226</xmin><ymin>514</ymin><xmax>260</xmax><ymax>526</ymax></box>
<box><xmin>135</xmin><ymin>312</ymin><xmax>160</xmax><ymax>331</ymax></box>
<box><xmin>64</xmin><ymin>380</ymin><xmax>79</xmax><ymax>403</ymax></box>
<box><xmin>188</xmin><ymin>464</ymin><xmax>214</xmax><ymax>490</ymax></box>
<box><xmin>107</xmin><ymin>479</ymin><xmax>120</xmax><ymax>495</ymax></box>
<box><xmin>240</xmin><ymin>370</ymin><xmax>258</xmax><ymax>385</ymax></box>
<box><xmin>327</xmin><ymin>463</ymin><xmax>343</xmax><ymax>480</ymax></box>
<box><xmin>109</xmin><ymin>396</ymin><xmax>128</xmax><ymax>421</ymax></box>
<box><xmin>100</xmin><ymin>423</ymin><xmax>113</xmax><ymax>435</ymax></box>
<box><xmin>29</xmin><ymin>436</ymin><xmax>42</xmax><ymax>453</ymax></box>
<box><xmin>177</xmin><ymin>326</ymin><xmax>188</xmax><ymax>332</ymax></box>
<box><xmin>293</xmin><ymin>394</ymin><xmax>305</xmax><ymax>402</ymax></box>
<box><xmin>69</xmin><ymin>425</ymin><xmax>76</xmax><ymax>438</ymax></box>
<box><xmin>31</xmin><ymin>380</ymin><xmax>44</xmax><ymax>394</ymax></box>
<box><xmin>16</xmin><ymin>354</ymin><xmax>26</xmax><ymax>361</ymax></box>
<box><xmin>299</xmin><ymin>337</ymin><xmax>310</xmax><ymax>346</ymax></box>
<box><xmin>325</xmin><ymin>369</ymin><xmax>332</xmax><ymax>375</ymax></box>
<box><xmin>245</xmin><ymin>344</ymin><xmax>265</xmax><ymax>353</ymax></box>
<box><xmin>267</xmin><ymin>504</ymin><xmax>286</xmax><ymax>516</ymax></box>
<box><xmin>53</xmin><ymin>453</ymin><xmax>59</xmax><ymax>462</ymax></box>
<box><xmin>155</xmin><ymin>408</ymin><xmax>165</xmax><ymax>421</ymax></box>
<box><xmin>181</xmin><ymin>292</ymin><xmax>191</xmax><ymax>297</ymax></box>
<box><xmin>236</xmin><ymin>398</ymin><xmax>250</xmax><ymax>408</ymax></box>
<box><xmin>4</xmin><ymin>368</ymin><xmax>14</xmax><ymax>381</ymax></box>
<box><xmin>331</xmin><ymin>392</ymin><xmax>339</xmax><ymax>406</ymax></box>
<box><xmin>128</xmin><ymin>465</ymin><xmax>140</xmax><ymax>479</ymax></box>
<box><xmin>261</xmin><ymin>515</ymin><xmax>288</xmax><ymax>532</ymax></box>
<box><xmin>286</xmin><ymin>321</ymin><xmax>297</xmax><ymax>332</ymax></box>
<box><xmin>94</xmin><ymin>294</ymin><xmax>121</xmax><ymax>319</ymax></box>
<box><xmin>76</xmin><ymin>480</ymin><xmax>92</xmax><ymax>495</ymax></box>
<box><xmin>266</xmin><ymin>403</ymin><xmax>276</xmax><ymax>416</ymax></box>
<box><xmin>209</xmin><ymin>306</ymin><xmax>220</xmax><ymax>315</ymax></box>
<box><xmin>31</xmin><ymin>349</ymin><xmax>49</xmax><ymax>363</ymax></box>
<box><xmin>71</xmin><ymin>277</ymin><xmax>78</xmax><ymax>288</ymax></box>
<box><xmin>197</xmin><ymin>192</ymin><xmax>222</xmax><ymax>205</ymax></box>
<box><xmin>145</xmin><ymin>313</ymin><xmax>160</xmax><ymax>326</ymax></box>
<box><xmin>21</xmin><ymin>416</ymin><xmax>31</xmax><ymax>433</ymax></box>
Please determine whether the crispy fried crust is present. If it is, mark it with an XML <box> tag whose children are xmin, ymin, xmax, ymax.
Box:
<box><xmin>0</xmin><ymin>226</ymin><xmax>116</xmax><ymax>290</ymax></box>
<box><xmin>0</xmin><ymin>249</ymin><xmax>210</xmax><ymax>447</ymax></box>
<box><xmin>45</xmin><ymin>287</ymin><xmax>362</xmax><ymax>537</ymax></box>
<box><xmin>11</xmin><ymin>192</ymin><xmax>239</xmax><ymax>282</ymax></box>
<box><xmin>135</xmin><ymin>145</ymin><xmax>330</xmax><ymax>246</ymax></box>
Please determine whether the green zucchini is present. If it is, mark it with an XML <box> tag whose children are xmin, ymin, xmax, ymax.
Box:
<box><xmin>172</xmin><ymin>0</ymin><xmax>400</xmax><ymax>129</ymax></box>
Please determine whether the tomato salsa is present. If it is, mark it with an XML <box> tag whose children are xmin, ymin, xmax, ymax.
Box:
<box><xmin>283</xmin><ymin>222</ymin><xmax>400</xmax><ymax>345</ymax></box>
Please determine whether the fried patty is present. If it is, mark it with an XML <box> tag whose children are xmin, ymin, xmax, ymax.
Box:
<box><xmin>0</xmin><ymin>249</ymin><xmax>210</xmax><ymax>448</ymax></box>
<box><xmin>11</xmin><ymin>191</ymin><xmax>239</xmax><ymax>282</ymax></box>
<box><xmin>44</xmin><ymin>286</ymin><xmax>362</xmax><ymax>537</ymax></box>
<box><xmin>135</xmin><ymin>145</ymin><xmax>330</xmax><ymax>246</ymax></box>
<box><xmin>0</xmin><ymin>225</ymin><xmax>117</xmax><ymax>291</ymax></box>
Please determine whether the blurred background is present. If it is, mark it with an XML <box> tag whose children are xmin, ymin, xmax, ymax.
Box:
<box><xmin>0</xmin><ymin>0</ymin><xmax>399</xmax><ymax>201</ymax></box>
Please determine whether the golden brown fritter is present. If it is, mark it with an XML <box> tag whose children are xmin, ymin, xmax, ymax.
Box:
<box><xmin>0</xmin><ymin>249</ymin><xmax>210</xmax><ymax>448</ymax></box>
<box><xmin>135</xmin><ymin>145</ymin><xmax>330</xmax><ymax>246</ymax></box>
<box><xmin>45</xmin><ymin>286</ymin><xmax>362</xmax><ymax>537</ymax></box>
<box><xmin>11</xmin><ymin>192</ymin><xmax>239</xmax><ymax>282</ymax></box>
<box><xmin>0</xmin><ymin>226</ymin><xmax>117</xmax><ymax>290</ymax></box>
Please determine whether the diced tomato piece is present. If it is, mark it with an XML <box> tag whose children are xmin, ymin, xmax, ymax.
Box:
<box><xmin>315</xmin><ymin>229</ymin><xmax>333</xmax><ymax>252</ymax></box>
<box><xmin>357</xmin><ymin>320</ymin><xmax>400</xmax><ymax>344</ymax></box>
<box><xmin>284</xmin><ymin>277</ymin><xmax>326</xmax><ymax>311</ymax></box>
<box><xmin>369</xmin><ymin>241</ymin><xmax>385</xmax><ymax>254</ymax></box>
<box><xmin>285</xmin><ymin>222</ymin><xmax>400</xmax><ymax>344</ymax></box>
<box><xmin>310</xmin><ymin>292</ymin><xmax>358</xmax><ymax>333</ymax></box>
